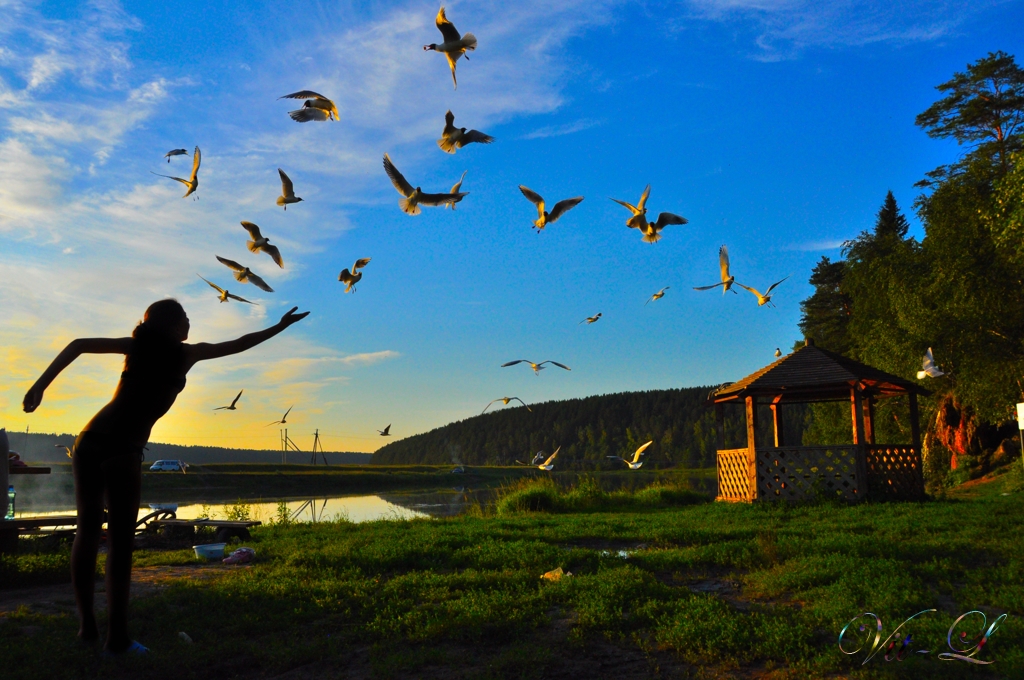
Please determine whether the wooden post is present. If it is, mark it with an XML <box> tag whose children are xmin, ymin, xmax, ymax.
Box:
<box><xmin>850</xmin><ymin>388</ymin><xmax>865</xmax><ymax>445</ymax></box>
<box><xmin>851</xmin><ymin>386</ymin><xmax>868</xmax><ymax>498</ymax></box>
<box><xmin>715</xmin><ymin>403</ymin><xmax>725</xmax><ymax>452</ymax></box>
<box><xmin>863</xmin><ymin>397</ymin><xmax>875</xmax><ymax>445</ymax></box>
<box><xmin>745</xmin><ymin>396</ymin><xmax>758</xmax><ymax>502</ymax></box>
<box><xmin>909</xmin><ymin>393</ymin><xmax>921</xmax><ymax>448</ymax></box>
<box><xmin>771</xmin><ymin>396</ymin><xmax>784</xmax><ymax>447</ymax></box>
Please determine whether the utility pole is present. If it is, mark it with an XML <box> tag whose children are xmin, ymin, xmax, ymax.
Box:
<box><xmin>281</xmin><ymin>428</ymin><xmax>287</xmax><ymax>465</ymax></box>
<box><xmin>309</xmin><ymin>429</ymin><xmax>327</xmax><ymax>465</ymax></box>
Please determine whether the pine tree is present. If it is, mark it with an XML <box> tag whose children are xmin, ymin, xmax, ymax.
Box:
<box><xmin>798</xmin><ymin>256</ymin><xmax>851</xmax><ymax>354</ymax></box>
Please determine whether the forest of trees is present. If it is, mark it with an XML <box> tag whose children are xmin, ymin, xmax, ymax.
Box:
<box><xmin>799</xmin><ymin>51</ymin><xmax>1024</xmax><ymax>486</ymax></box>
<box><xmin>372</xmin><ymin>387</ymin><xmax>809</xmax><ymax>469</ymax></box>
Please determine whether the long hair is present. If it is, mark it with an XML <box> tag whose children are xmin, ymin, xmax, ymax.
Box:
<box><xmin>126</xmin><ymin>299</ymin><xmax>186</xmax><ymax>377</ymax></box>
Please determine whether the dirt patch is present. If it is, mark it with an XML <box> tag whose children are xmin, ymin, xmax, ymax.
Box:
<box><xmin>0</xmin><ymin>563</ymin><xmax>242</xmax><ymax>616</ymax></box>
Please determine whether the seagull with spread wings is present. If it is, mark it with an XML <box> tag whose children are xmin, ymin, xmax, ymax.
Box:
<box><xmin>378</xmin><ymin>424</ymin><xmax>391</xmax><ymax>436</ymax></box>
<box><xmin>502</xmin><ymin>360</ymin><xmax>571</xmax><ymax>376</ymax></box>
<box><xmin>241</xmin><ymin>222</ymin><xmax>283</xmax><ymax>268</ymax></box>
<box><xmin>151</xmin><ymin>146</ymin><xmax>200</xmax><ymax>199</ymax></box>
<box><xmin>917</xmin><ymin>348</ymin><xmax>946</xmax><ymax>379</ymax></box>
<box><xmin>383</xmin><ymin>153</ymin><xmax>466</xmax><ymax>215</ymax></box>
<box><xmin>266</xmin><ymin>406</ymin><xmax>293</xmax><ymax>427</ymax></box>
<box><xmin>482</xmin><ymin>397</ymin><xmax>532</xmax><ymax>414</ymax></box>
<box><xmin>536</xmin><ymin>447</ymin><xmax>560</xmax><ymax>471</ymax></box>
<box><xmin>580</xmin><ymin>313</ymin><xmax>602</xmax><ymax>325</ymax></box>
<box><xmin>276</xmin><ymin>168</ymin><xmax>303</xmax><ymax>210</ymax></box>
<box><xmin>693</xmin><ymin>245</ymin><xmax>738</xmax><ymax>295</ymax></box>
<box><xmin>197</xmin><ymin>274</ymin><xmax>257</xmax><ymax>304</ymax></box>
<box><xmin>279</xmin><ymin>90</ymin><xmax>339</xmax><ymax>122</ymax></box>
<box><xmin>736</xmin><ymin>276</ymin><xmax>789</xmax><ymax>308</ymax></box>
<box><xmin>214</xmin><ymin>390</ymin><xmax>243</xmax><ymax>411</ymax></box>
<box><xmin>423</xmin><ymin>6</ymin><xmax>477</xmax><ymax>89</ymax></box>
<box><xmin>438</xmin><ymin>110</ymin><xmax>494</xmax><ymax>153</ymax></box>
<box><xmin>338</xmin><ymin>257</ymin><xmax>371</xmax><ymax>293</ymax></box>
<box><xmin>163</xmin><ymin>148</ymin><xmax>187</xmax><ymax>163</ymax></box>
<box><xmin>607</xmin><ymin>440</ymin><xmax>653</xmax><ymax>470</ymax></box>
<box><xmin>611</xmin><ymin>185</ymin><xmax>688</xmax><ymax>243</ymax></box>
<box><xmin>518</xmin><ymin>186</ymin><xmax>583</xmax><ymax>232</ymax></box>
<box><xmin>646</xmin><ymin>287</ymin><xmax>670</xmax><ymax>306</ymax></box>
<box><xmin>215</xmin><ymin>256</ymin><xmax>274</xmax><ymax>292</ymax></box>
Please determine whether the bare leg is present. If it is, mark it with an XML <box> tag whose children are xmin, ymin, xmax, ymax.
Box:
<box><xmin>101</xmin><ymin>452</ymin><xmax>142</xmax><ymax>653</ymax></box>
<box><xmin>71</xmin><ymin>451</ymin><xmax>104</xmax><ymax>642</ymax></box>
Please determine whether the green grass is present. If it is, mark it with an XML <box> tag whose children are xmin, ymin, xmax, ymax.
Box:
<box><xmin>2</xmin><ymin>467</ymin><xmax>1023</xmax><ymax>679</ymax></box>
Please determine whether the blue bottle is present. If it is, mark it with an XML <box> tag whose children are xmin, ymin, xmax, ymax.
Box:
<box><xmin>5</xmin><ymin>486</ymin><xmax>13</xmax><ymax>520</ymax></box>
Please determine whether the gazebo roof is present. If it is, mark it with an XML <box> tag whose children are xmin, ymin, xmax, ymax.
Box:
<box><xmin>711</xmin><ymin>340</ymin><xmax>930</xmax><ymax>404</ymax></box>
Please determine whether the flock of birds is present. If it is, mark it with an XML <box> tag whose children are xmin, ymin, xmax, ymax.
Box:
<box><xmin>151</xmin><ymin>6</ymin><xmax>947</xmax><ymax>469</ymax></box>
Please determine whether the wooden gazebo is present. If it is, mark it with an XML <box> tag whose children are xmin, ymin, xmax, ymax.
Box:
<box><xmin>710</xmin><ymin>339</ymin><xmax>930</xmax><ymax>503</ymax></box>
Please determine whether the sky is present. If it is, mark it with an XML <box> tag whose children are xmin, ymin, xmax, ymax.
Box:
<box><xmin>1</xmin><ymin>0</ymin><xmax>1022</xmax><ymax>454</ymax></box>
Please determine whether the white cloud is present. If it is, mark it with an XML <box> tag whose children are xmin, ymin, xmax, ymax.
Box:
<box><xmin>522</xmin><ymin>118</ymin><xmax>603</xmax><ymax>140</ymax></box>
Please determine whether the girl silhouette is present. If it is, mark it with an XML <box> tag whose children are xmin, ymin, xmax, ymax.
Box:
<box><xmin>23</xmin><ymin>300</ymin><xmax>308</xmax><ymax>654</ymax></box>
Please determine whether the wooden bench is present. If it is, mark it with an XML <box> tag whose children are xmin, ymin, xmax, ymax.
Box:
<box><xmin>148</xmin><ymin>519</ymin><xmax>262</xmax><ymax>543</ymax></box>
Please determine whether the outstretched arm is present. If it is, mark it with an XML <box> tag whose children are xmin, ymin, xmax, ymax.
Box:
<box><xmin>23</xmin><ymin>337</ymin><xmax>133</xmax><ymax>413</ymax></box>
<box><xmin>185</xmin><ymin>307</ymin><xmax>309</xmax><ymax>365</ymax></box>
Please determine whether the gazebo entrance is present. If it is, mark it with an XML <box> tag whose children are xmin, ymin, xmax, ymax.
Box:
<box><xmin>710</xmin><ymin>339</ymin><xmax>929</xmax><ymax>502</ymax></box>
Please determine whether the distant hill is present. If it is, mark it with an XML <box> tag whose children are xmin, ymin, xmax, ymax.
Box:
<box><xmin>6</xmin><ymin>432</ymin><xmax>372</xmax><ymax>466</ymax></box>
<box><xmin>371</xmin><ymin>387</ymin><xmax>808</xmax><ymax>469</ymax></box>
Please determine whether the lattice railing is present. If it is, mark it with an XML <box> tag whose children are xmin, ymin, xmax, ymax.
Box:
<box><xmin>716</xmin><ymin>449</ymin><xmax>750</xmax><ymax>502</ymax></box>
<box><xmin>865</xmin><ymin>445</ymin><xmax>923</xmax><ymax>500</ymax></box>
<box><xmin>755</xmin><ymin>446</ymin><xmax>861</xmax><ymax>502</ymax></box>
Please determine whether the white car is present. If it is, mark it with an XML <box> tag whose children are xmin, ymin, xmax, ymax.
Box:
<box><xmin>149</xmin><ymin>460</ymin><xmax>186</xmax><ymax>472</ymax></box>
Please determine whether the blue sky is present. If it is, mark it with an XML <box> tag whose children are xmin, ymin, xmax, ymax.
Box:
<box><xmin>1</xmin><ymin>0</ymin><xmax>1021</xmax><ymax>452</ymax></box>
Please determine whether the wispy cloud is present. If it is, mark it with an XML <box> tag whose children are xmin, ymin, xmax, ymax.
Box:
<box><xmin>678</xmin><ymin>0</ymin><xmax>991</xmax><ymax>61</ymax></box>
<box><xmin>782</xmin><ymin>239</ymin><xmax>845</xmax><ymax>251</ymax></box>
<box><xmin>522</xmin><ymin>118</ymin><xmax>603</xmax><ymax>140</ymax></box>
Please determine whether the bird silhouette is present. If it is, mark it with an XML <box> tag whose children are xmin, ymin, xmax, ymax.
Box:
<box><xmin>423</xmin><ymin>6</ymin><xmax>477</xmax><ymax>89</ymax></box>
<box><xmin>501</xmin><ymin>360</ymin><xmax>571</xmax><ymax>375</ymax></box>
<box><xmin>198</xmin><ymin>274</ymin><xmax>257</xmax><ymax>304</ymax></box>
<box><xmin>383</xmin><ymin>153</ymin><xmax>466</xmax><ymax>214</ymax></box>
<box><xmin>241</xmin><ymin>222</ymin><xmax>283</xmax><ymax>268</ymax></box>
<box><xmin>736</xmin><ymin>276</ymin><xmax>790</xmax><ymax>308</ymax></box>
<box><xmin>378</xmin><ymin>424</ymin><xmax>391</xmax><ymax>436</ymax></box>
<box><xmin>646</xmin><ymin>287</ymin><xmax>670</xmax><ymax>306</ymax></box>
<box><xmin>151</xmin><ymin>146</ymin><xmax>200</xmax><ymax>199</ymax></box>
<box><xmin>693</xmin><ymin>245</ymin><xmax>738</xmax><ymax>295</ymax></box>
<box><xmin>279</xmin><ymin>90</ymin><xmax>338</xmax><ymax>122</ymax></box>
<box><xmin>580</xmin><ymin>313</ymin><xmax>602</xmax><ymax>325</ymax></box>
<box><xmin>216</xmin><ymin>256</ymin><xmax>274</xmax><ymax>292</ymax></box>
<box><xmin>611</xmin><ymin>185</ymin><xmax>687</xmax><ymax>243</ymax></box>
<box><xmin>518</xmin><ymin>186</ymin><xmax>583</xmax><ymax>232</ymax></box>
<box><xmin>266</xmin><ymin>406</ymin><xmax>293</xmax><ymax>427</ymax></box>
<box><xmin>438</xmin><ymin>110</ymin><xmax>494</xmax><ymax>153</ymax></box>
<box><xmin>214</xmin><ymin>390</ymin><xmax>243</xmax><ymax>411</ymax></box>
<box><xmin>607</xmin><ymin>441</ymin><xmax>653</xmax><ymax>470</ymax></box>
<box><xmin>338</xmin><ymin>257</ymin><xmax>372</xmax><ymax>293</ymax></box>
<box><xmin>482</xmin><ymin>397</ymin><xmax>531</xmax><ymax>414</ymax></box>
<box><xmin>163</xmin><ymin>148</ymin><xmax>187</xmax><ymax>163</ymax></box>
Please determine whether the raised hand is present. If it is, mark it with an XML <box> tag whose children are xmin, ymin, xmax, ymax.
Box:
<box><xmin>279</xmin><ymin>307</ymin><xmax>310</xmax><ymax>328</ymax></box>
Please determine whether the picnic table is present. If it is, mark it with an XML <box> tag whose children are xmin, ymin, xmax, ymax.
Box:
<box><xmin>147</xmin><ymin>518</ymin><xmax>261</xmax><ymax>543</ymax></box>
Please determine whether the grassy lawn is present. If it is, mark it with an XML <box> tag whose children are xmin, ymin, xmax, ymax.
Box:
<box><xmin>1</xmin><ymin>467</ymin><xmax>1022</xmax><ymax>679</ymax></box>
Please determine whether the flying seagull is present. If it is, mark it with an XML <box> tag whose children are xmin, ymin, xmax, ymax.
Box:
<box><xmin>736</xmin><ymin>276</ymin><xmax>790</xmax><ymax>307</ymax></box>
<box><xmin>501</xmin><ymin>360</ymin><xmax>571</xmax><ymax>375</ymax></box>
<box><xmin>423</xmin><ymin>6</ymin><xmax>477</xmax><ymax>90</ymax></box>
<box><xmin>482</xmin><ymin>397</ymin><xmax>532</xmax><ymax>414</ymax></box>
<box><xmin>163</xmin><ymin>148</ymin><xmax>187</xmax><ymax>163</ymax></box>
<box><xmin>55</xmin><ymin>444</ymin><xmax>72</xmax><ymax>458</ymax></box>
<box><xmin>266</xmin><ymin>406</ymin><xmax>293</xmax><ymax>427</ymax></box>
<box><xmin>338</xmin><ymin>257</ymin><xmax>372</xmax><ymax>293</ymax></box>
<box><xmin>437</xmin><ymin>110</ymin><xmax>494</xmax><ymax>153</ymax></box>
<box><xmin>537</xmin><ymin>447</ymin><xmax>560</xmax><ymax>471</ymax></box>
<box><xmin>151</xmin><ymin>146</ymin><xmax>200</xmax><ymax>199</ymax></box>
<box><xmin>646</xmin><ymin>287</ymin><xmax>670</xmax><ymax>306</ymax></box>
<box><xmin>693</xmin><ymin>245</ymin><xmax>738</xmax><ymax>295</ymax></box>
<box><xmin>197</xmin><ymin>274</ymin><xmax>257</xmax><ymax>304</ymax></box>
<box><xmin>580</xmin><ymin>313</ymin><xmax>602</xmax><ymax>325</ymax></box>
<box><xmin>378</xmin><ymin>424</ymin><xmax>391</xmax><ymax>436</ymax></box>
<box><xmin>917</xmin><ymin>348</ymin><xmax>946</xmax><ymax>379</ymax></box>
<box><xmin>215</xmin><ymin>256</ymin><xmax>274</xmax><ymax>292</ymax></box>
<box><xmin>241</xmin><ymin>222</ymin><xmax>283</xmax><ymax>268</ymax></box>
<box><xmin>611</xmin><ymin>185</ymin><xmax>687</xmax><ymax>243</ymax></box>
<box><xmin>447</xmin><ymin>170</ymin><xmax>468</xmax><ymax>210</ymax></box>
<box><xmin>607</xmin><ymin>440</ymin><xmax>653</xmax><ymax>470</ymax></box>
<box><xmin>214</xmin><ymin>390</ymin><xmax>243</xmax><ymax>411</ymax></box>
<box><xmin>279</xmin><ymin>90</ymin><xmax>338</xmax><ymax>122</ymax></box>
<box><xmin>775</xmin><ymin>348</ymin><xmax>782</xmax><ymax>358</ymax></box>
<box><xmin>276</xmin><ymin>168</ymin><xmax>303</xmax><ymax>210</ymax></box>
<box><xmin>383</xmin><ymin>153</ymin><xmax>466</xmax><ymax>214</ymax></box>
<box><xmin>518</xmin><ymin>185</ymin><xmax>583</xmax><ymax>232</ymax></box>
